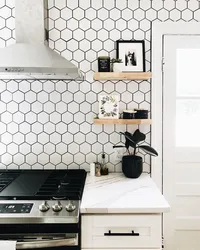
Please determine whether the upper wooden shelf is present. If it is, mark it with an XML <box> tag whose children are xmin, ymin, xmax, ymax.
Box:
<box><xmin>94</xmin><ymin>119</ymin><xmax>152</xmax><ymax>125</ymax></box>
<box><xmin>94</xmin><ymin>72</ymin><xmax>152</xmax><ymax>81</ymax></box>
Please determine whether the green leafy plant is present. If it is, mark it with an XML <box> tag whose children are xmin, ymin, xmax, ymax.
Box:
<box><xmin>119</xmin><ymin>129</ymin><xmax>158</xmax><ymax>157</ymax></box>
<box><xmin>111</xmin><ymin>58</ymin><xmax>123</xmax><ymax>63</ymax></box>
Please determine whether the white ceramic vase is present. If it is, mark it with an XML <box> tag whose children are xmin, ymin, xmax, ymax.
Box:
<box><xmin>113</xmin><ymin>62</ymin><xmax>123</xmax><ymax>72</ymax></box>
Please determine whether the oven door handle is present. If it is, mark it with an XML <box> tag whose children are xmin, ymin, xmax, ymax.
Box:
<box><xmin>16</xmin><ymin>235</ymin><xmax>78</xmax><ymax>249</ymax></box>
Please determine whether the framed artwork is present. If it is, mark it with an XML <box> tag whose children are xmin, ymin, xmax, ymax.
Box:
<box><xmin>99</xmin><ymin>95</ymin><xmax>119</xmax><ymax>119</ymax></box>
<box><xmin>116</xmin><ymin>40</ymin><xmax>145</xmax><ymax>72</ymax></box>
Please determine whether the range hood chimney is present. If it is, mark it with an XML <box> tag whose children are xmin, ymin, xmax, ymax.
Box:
<box><xmin>0</xmin><ymin>0</ymin><xmax>83</xmax><ymax>80</ymax></box>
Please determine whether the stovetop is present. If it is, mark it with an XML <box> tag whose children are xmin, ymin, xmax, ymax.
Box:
<box><xmin>0</xmin><ymin>169</ymin><xmax>86</xmax><ymax>200</ymax></box>
<box><xmin>0</xmin><ymin>169</ymin><xmax>87</xmax><ymax>224</ymax></box>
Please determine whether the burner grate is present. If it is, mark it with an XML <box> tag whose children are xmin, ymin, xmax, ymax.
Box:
<box><xmin>35</xmin><ymin>170</ymin><xmax>86</xmax><ymax>200</ymax></box>
<box><xmin>0</xmin><ymin>171</ymin><xmax>21</xmax><ymax>192</ymax></box>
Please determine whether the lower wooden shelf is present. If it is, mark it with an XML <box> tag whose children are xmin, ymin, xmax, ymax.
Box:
<box><xmin>94</xmin><ymin>119</ymin><xmax>152</xmax><ymax>125</ymax></box>
<box><xmin>94</xmin><ymin>72</ymin><xmax>152</xmax><ymax>81</ymax></box>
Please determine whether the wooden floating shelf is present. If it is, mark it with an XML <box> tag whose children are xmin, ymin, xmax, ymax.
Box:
<box><xmin>94</xmin><ymin>72</ymin><xmax>152</xmax><ymax>81</ymax></box>
<box><xmin>94</xmin><ymin>119</ymin><xmax>152</xmax><ymax>125</ymax></box>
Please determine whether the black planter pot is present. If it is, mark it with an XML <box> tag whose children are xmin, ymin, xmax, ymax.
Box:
<box><xmin>122</xmin><ymin>155</ymin><xmax>143</xmax><ymax>178</ymax></box>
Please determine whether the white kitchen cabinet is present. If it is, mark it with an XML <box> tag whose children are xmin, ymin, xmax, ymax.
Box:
<box><xmin>82</xmin><ymin>215</ymin><xmax>161</xmax><ymax>250</ymax></box>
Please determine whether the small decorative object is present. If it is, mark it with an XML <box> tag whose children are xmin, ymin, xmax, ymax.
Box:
<box><xmin>100</xmin><ymin>153</ymin><xmax>109</xmax><ymax>175</ymax></box>
<box><xmin>114</xmin><ymin>129</ymin><xmax>158</xmax><ymax>178</ymax></box>
<box><xmin>116</xmin><ymin>40</ymin><xmax>145</xmax><ymax>72</ymax></box>
<box><xmin>95</xmin><ymin>162</ymin><xmax>101</xmax><ymax>177</ymax></box>
<box><xmin>134</xmin><ymin>109</ymin><xmax>148</xmax><ymax>119</ymax></box>
<box><xmin>123</xmin><ymin>110</ymin><xmax>136</xmax><ymax>119</ymax></box>
<box><xmin>111</xmin><ymin>58</ymin><xmax>123</xmax><ymax>72</ymax></box>
<box><xmin>98</xmin><ymin>56</ymin><xmax>110</xmax><ymax>72</ymax></box>
<box><xmin>90</xmin><ymin>162</ymin><xmax>95</xmax><ymax>176</ymax></box>
<box><xmin>99</xmin><ymin>95</ymin><xmax>119</xmax><ymax>119</ymax></box>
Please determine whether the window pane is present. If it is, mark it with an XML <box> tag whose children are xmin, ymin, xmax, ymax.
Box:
<box><xmin>176</xmin><ymin>99</ymin><xmax>200</xmax><ymax>147</ymax></box>
<box><xmin>177</xmin><ymin>49</ymin><xmax>200</xmax><ymax>97</ymax></box>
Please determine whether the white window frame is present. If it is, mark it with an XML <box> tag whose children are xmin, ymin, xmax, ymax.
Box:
<box><xmin>151</xmin><ymin>23</ymin><xmax>200</xmax><ymax>191</ymax></box>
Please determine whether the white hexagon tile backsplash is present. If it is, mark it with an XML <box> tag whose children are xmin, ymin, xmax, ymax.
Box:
<box><xmin>0</xmin><ymin>0</ymin><xmax>200</xmax><ymax>171</ymax></box>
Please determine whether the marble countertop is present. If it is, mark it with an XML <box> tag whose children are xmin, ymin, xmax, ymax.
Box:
<box><xmin>80</xmin><ymin>173</ymin><xmax>170</xmax><ymax>214</ymax></box>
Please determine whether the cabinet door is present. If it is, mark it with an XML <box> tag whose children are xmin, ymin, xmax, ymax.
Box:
<box><xmin>82</xmin><ymin>215</ymin><xmax>161</xmax><ymax>249</ymax></box>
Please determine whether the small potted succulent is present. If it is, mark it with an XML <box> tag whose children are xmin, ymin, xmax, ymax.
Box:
<box><xmin>111</xmin><ymin>58</ymin><xmax>123</xmax><ymax>72</ymax></box>
<box><xmin>118</xmin><ymin>129</ymin><xmax>158</xmax><ymax>178</ymax></box>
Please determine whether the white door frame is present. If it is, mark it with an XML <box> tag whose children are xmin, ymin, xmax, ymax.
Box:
<box><xmin>151</xmin><ymin>23</ymin><xmax>200</xmax><ymax>191</ymax></box>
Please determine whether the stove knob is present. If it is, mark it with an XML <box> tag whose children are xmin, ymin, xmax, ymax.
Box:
<box><xmin>52</xmin><ymin>201</ymin><xmax>62</xmax><ymax>212</ymax></box>
<box><xmin>39</xmin><ymin>201</ymin><xmax>50</xmax><ymax>212</ymax></box>
<box><xmin>66</xmin><ymin>201</ymin><xmax>76</xmax><ymax>212</ymax></box>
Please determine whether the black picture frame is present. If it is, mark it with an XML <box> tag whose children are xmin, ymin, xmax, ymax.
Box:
<box><xmin>116</xmin><ymin>40</ymin><xmax>146</xmax><ymax>72</ymax></box>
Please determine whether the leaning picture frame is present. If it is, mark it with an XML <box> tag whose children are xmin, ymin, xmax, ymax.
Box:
<box><xmin>116</xmin><ymin>40</ymin><xmax>145</xmax><ymax>72</ymax></box>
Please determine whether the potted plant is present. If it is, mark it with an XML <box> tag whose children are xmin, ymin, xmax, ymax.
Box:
<box><xmin>118</xmin><ymin>129</ymin><xmax>158</xmax><ymax>178</ymax></box>
<box><xmin>111</xmin><ymin>58</ymin><xmax>123</xmax><ymax>72</ymax></box>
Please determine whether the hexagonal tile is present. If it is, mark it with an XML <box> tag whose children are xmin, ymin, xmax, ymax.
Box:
<box><xmin>19</xmin><ymin>143</ymin><xmax>31</xmax><ymax>155</ymax></box>
<box><xmin>38</xmin><ymin>91</ymin><xmax>48</xmax><ymax>103</ymax></box>
<box><xmin>75</xmin><ymin>153</ymin><xmax>85</xmax><ymax>164</ymax></box>
<box><xmin>74</xmin><ymin>132</ymin><xmax>85</xmax><ymax>144</ymax></box>
<box><xmin>1</xmin><ymin>132</ymin><xmax>12</xmax><ymax>145</ymax></box>
<box><xmin>25</xmin><ymin>91</ymin><xmax>37</xmax><ymax>103</ymax></box>
<box><xmin>44</xmin><ymin>142</ymin><xmax>56</xmax><ymax>154</ymax></box>
<box><xmin>56</xmin><ymin>101</ymin><xmax>67</xmax><ymax>113</ymax></box>
<box><xmin>32</xmin><ymin>101</ymin><xmax>43</xmax><ymax>114</ymax></box>
<box><xmin>0</xmin><ymin>122</ymin><xmax>6</xmax><ymax>134</ymax></box>
<box><xmin>7</xmin><ymin>101</ymin><xmax>18</xmax><ymax>114</ymax></box>
<box><xmin>7</xmin><ymin>142</ymin><xmax>18</xmax><ymax>155</ymax></box>
<box><xmin>2</xmin><ymin>153</ymin><xmax>12</xmax><ymax>165</ymax></box>
<box><xmin>86</xmin><ymin>8</ymin><xmax>97</xmax><ymax>21</ymax></box>
<box><xmin>73</xmin><ymin>29</ymin><xmax>85</xmax><ymax>41</ymax></box>
<box><xmin>62</xmin><ymin>132</ymin><xmax>73</xmax><ymax>144</ymax></box>
<box><xmin>146</xmin><ymin>9</ymin><xmax>157</xmax><ymax>21</ymax></box>
<box><xmin>68</xmin><ymin>142</ymin><xmax>79</xmax><ymax>154</ymax></box>
<box><xmin>50</xmin><ymin>132</ymin><xmax>61</xmax><ymax>144</ymax></box>
<box><xmin>43</xmin><ymin>81</ymin><xmax>55</xmax><ymax>93</ymax></box>
<box><xmin>50</xmin><ymin>112</ymin><xmax>62</xmax><ymax>124</ymax></box>
<box><xmin>116</xmin><ymin>19</ymin><xmax>127</xmax><ymax>31</ymax></box>
<box><xmin>26</xmin><ymin>153</ymin><xmax>37</xmax><ymax>165</ymax></box>
<box><xmin>44</xmin><ymin>101</ymin><xmax>55</xmax><ymax>113</ymax></box>
<box><xmin>62</xmin><ymin>152</ymin><xmax>73</xmax><ymax>165</ymax></box>
<box><xmin>110</xmin><ymin>9</ymin><xmax>121</xmax><ymax>21</ymax></box>
<box><xmin>38</xmin><ymin>112</ymin><xmax>49</xmax><ymax>124</ymax></box>
<box><xmin>61</xmin><ymin>8</ymin><xmax>72</xmax><ymax>20</ymax></box>
<box><xmin>170</xmin><ymin>9</ymin><xmax>181</xmax><ymax>21</ymax></box>
<box><xmin>13</xmin><ymin>132</ymin><xmax>25</xmax><ymax>144</ymax></box>
<box><xmin>26</xmin><ymin>132</ymin><xmax>37</xmax><ymax>145</ymax></box>
<box><xmin>68</xmin><ymin>102</ymin><xmax>79</xmax><ymax>114</ymax></box>
<box><xmin>32</xmin><ymin>142</ymin><xmax>43</xmax><ymax>155</ymax></box>
<box><xmin>7</xmin><ymin>80</ymin><xmax>18</xmax><ymax>93</ymax></box>
<box><xmin>91</xmin><ymin>39</ymin><xmax>103</xmax><ymax>52</ymax></box>
<box><xmin>68</xmin><ymin>122</ymin><xmax>79</xmax><ymax>134</ymax></box>
<box><xmin>55</xmin><ymin>18</ymin><xmax>66</xmax><ymax>31</ymax></box>
<box><xmin>38</xmin><ymin>153</ymin><xmax>49</xmax><ymax>165</ymax></box>
<box><xmin>80</xmin><ymin>142</ymin><xmax>91</xmax><ymax>154</ymax></box>
<box><xmin>1</xmin><ymin>90</ymin><xmax>12</xmax><ymax>103</ymax></box>
<box><xmin>98</xmin><ymin>8</ymin><xmax>109</xmax><ymax>20</ymax></box>
<box><xmin>19</xmin><ymin>122</ymin><xmax>31</xmax><ymax>134</ymax></box>
<box><xmin>38</xmin><ymin>132</ymin><xmax>49</xmax><ymax>144</ymax></box>
<box><xmin>80</xmin><ymin>102</ymin><xmax>91</xmax><ymax>114</ymax></box>
<box><xmin>92</xmin><ymin>142</ymin><xmax>103</xmax><ymax>154</ymax></box>
<box><xmin>56</xmin><ymin>122</ymin><xmax>67</xmax><ymax>134</ymax></box>
<box><xmin>68</xmin><ymin>81</ymin><xmax>79</xmax><ymax>93</ymax></box>
<box><xmin>86</xmin><ymin>132</ymin><xmax>97</xmax><ymax>144</ymax></box>
<box><xmin>32</xmin><ymin>122</ymin><xmax>43</xmax><ymax>134</ymax></box>
<box><xmin>98</xmin><ymin>132</ymin><xmax>109</xmax><ymax>144</ymax></box>
<box><xmin>91</xmin><ymin>19</ymin><xmax>102</xmax><ymax>31</ymax></box>
<box><xmin>55</xmin><ymin>39</ymin><xmax>66</xmax><ymax>52</ymax></box>
<box><xmin>182</xmin><ymin>9</ymin><xmax>193</xmax><ymax>21</ymax></box>
<box><xmin>79</xmin><ymin>39</ymin><xmax>90</xmax><ymax>52</ymax></box>
<box><xmin>1</xmin><ymin>112</ymin><xmax>12</xmax><ymax>124</ymax></box>
<box><xmin>56</xmin><ymin>142</ymin><xmax>67</xmax><ymax>155</ymax></box>
<box><xmin>49</xmin><ymin>7</ymin><xmax>60</xmax><ymax>20</ymax></box>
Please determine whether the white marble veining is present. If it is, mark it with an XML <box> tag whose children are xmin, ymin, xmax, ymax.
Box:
<box><xmin>81</xmin><ymin>173</ymin><xmax>170</xmax><ymax>214</ymax></box>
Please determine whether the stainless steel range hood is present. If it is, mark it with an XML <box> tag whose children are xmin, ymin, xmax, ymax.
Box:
<box><xmin>0</xmin><ymin>0</ymin><xmax>83</xmax><ymax>80</ymax></box>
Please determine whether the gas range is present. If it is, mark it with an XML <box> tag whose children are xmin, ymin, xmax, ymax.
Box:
<box><xmin>0</xmin><ymin>169</ymin><xmax>86</xmax><ymax>224</ymax></box>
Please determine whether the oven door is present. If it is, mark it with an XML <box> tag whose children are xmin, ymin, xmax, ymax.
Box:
<box><xmin>0</xmin><ymin>233</ymin><xmax>78</xmax><ymax>250</ymax></box>
<box><xmin>0</xmin><ymin>223</ymin><xmax>80</xmax><ymax>250</ymax></box>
